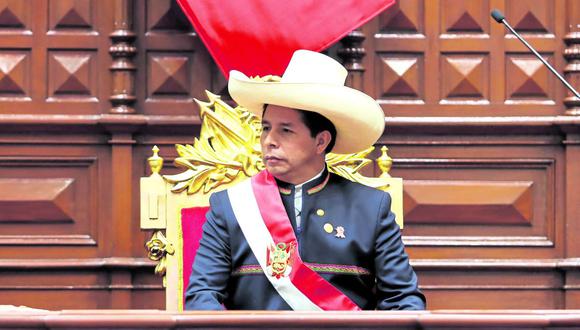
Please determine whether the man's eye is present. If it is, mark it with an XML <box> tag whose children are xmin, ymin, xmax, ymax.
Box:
<box><xmin>282</xmin><ymin>128</ymin><xmax>293</xmax><ymax>133</ymax></box>
<box><xmin>262</xmin><ymin>126</ymin><xmax>270</xmax><ymax>132</ymax></box>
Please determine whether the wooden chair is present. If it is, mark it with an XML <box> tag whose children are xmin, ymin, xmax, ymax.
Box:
<box><xmin>140</xmin><ymin>90</ymin><xmax>403</xmax><ymax>311</ymax></box>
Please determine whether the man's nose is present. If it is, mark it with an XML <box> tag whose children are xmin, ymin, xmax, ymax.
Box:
<box><xmin>263</xmin><ymin>131</ymin><xmax>278</xmax><ymax>147</ymax></box>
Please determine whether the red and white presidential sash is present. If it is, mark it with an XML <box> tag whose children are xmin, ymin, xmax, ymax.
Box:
<box><xmin>227</xmin><ymin>170</ymin><xmax>361</xmax><ymax>311</ymax></box>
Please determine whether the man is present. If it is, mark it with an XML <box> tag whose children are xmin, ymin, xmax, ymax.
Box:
<box><xmin>185</xmin><ymin>50</ymin><xmax>425</xmax><ymax>310</ymax></box>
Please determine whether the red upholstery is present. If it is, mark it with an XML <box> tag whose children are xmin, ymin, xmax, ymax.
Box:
<box><xmin>180</xmin><ymin>206</ymin><xmax>210</xmax><ymax>304</ymax></box>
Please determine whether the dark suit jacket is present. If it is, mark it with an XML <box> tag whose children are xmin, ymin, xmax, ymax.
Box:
<box><xmin>185</xmin><ymin>169</ymin><xmax>426</xmax><ymax>310</ymax></box>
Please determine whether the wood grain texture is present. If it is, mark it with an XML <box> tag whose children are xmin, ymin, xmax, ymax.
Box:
<box><xmin>0</xmin><ymin>310</ymin><xmax>579</xmax><ymax>329</ymax></box>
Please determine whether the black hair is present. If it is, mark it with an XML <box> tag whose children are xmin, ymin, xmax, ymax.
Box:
<box><xmin>262</xmin><ymin>104</ymin><xmax>337</xmax><ymax>153</ymax></box>
<box><xmin>299</xmin><ymin>110</ymin><xmax>336</xmax><ymax>154</ymax></box>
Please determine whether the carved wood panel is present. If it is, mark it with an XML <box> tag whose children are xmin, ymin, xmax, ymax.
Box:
<box><xmin>380</xmin><ymin>132</ymin><xmax>565</xmax><ymax>253</ymax></box>
<box><xmin>48</xmin><ymin>0</ymin><xmax>95</xmax><ymax>32</ymax></box>
<box><xmin>363</xmin><ymin>0</ymin><xmax>567</xmax><ymax>258</ymax></box>
<box><xmin>399</xmin><ymin>158</ymin><xmax>556</xmax><ymax>249</ymax></box>
<box><xmin>0</xmin><ymin>0</ymin><xmax>110</xmax><ymax>114</ymax></box>
<box><xmin>365</xmin><ymin>0</ymin><xmax>565</xmax><ymax>116</ymax></box>
<box><xmin>0</xmin><ymin>50</ymin><xmax>30</xmax><ymax>99</ymax></box>
<box><xmin>0</xmin><ymin>143</ymin><xmax>106</xmax><ymax>259</ymax></box>
<box><xmin>0</xmin><ymin>157</ymin><xmax>98</xmax><ymax>247</ymax></box>
<box><xmin>135</xmin><ymin>0</ymin><xmax>222</xmax><ymax>117</ymax></box>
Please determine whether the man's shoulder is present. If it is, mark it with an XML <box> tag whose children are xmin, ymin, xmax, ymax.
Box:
<box><xmin>209</xmin><ymin>188</ymin><xmax>228</xmax><ymax>199</ymax></box>
<box><xmin>327</xmin><ymin>172</ymin><xmax>388</xmax><ymax>198</ymax></box>
<box><xmin>207</xmin><ymin>187</ymin><xmax>233</xmax><ymax>208</ymax></box>
<box><xmin>209</xmin><ymin>177</ymin><xmax>252</xmax><ymax>200</ymax></box>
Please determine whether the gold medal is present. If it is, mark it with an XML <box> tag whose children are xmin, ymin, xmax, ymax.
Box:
<box><xmin>323</xmin><ymin>223</ymin><xmax>333</xmax><ymax>233</ymax></box>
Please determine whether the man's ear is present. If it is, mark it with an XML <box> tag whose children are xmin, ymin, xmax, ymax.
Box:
<box><xmin>315</xmin><ymin>131</ymin><xmax>332</xmax><ymax>154</ymax></box>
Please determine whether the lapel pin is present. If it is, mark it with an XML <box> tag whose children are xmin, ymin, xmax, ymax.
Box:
<box><xmin>335</xmin><ymin>226</ymin><xmax>346</xmax><ymax>239</ymax></box>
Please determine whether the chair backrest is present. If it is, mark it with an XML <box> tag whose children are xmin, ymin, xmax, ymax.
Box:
<box><xmin>140</xmin><ymin>90</ymin><xmax>403</xmax><ymax>311</ymax></box>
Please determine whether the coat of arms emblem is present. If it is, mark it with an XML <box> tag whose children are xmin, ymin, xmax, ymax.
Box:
<box><xmin>266</xmin><ymin>242</ymin><xmax>294</xmax><ymax>278</ymax></box>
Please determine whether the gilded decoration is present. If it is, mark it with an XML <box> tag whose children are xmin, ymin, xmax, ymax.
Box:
<box><xmin>163</xmin><ymin>91</ymin><xmax>264</xmax><ymax>194</ymax></box>
<box><xmin>145</xmin><ymin>230</ymin><xmax>175</xmax><ymax>286</ymax></box>
<box><xmin>164</xmin><ymin>76</ymin><xmax>392</xmax><ymax>195</ymax></box>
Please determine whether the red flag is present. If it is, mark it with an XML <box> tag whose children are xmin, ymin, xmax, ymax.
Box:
<box><xmin>176</xmin><ymin>0</ymin><xmax>395</xmax><ymax>78</ymax></box>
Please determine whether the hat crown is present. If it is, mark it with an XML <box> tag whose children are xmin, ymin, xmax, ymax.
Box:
<box><xmin>280</xmin><ymin>50</ymin><xmax>348</xmax><ymax>86</ymax></box>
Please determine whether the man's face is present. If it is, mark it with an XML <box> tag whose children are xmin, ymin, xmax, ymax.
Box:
<box><xmin>260</xmin><ymin>105</ymin><xmax>328</xmax><ymax>184</ymax></box>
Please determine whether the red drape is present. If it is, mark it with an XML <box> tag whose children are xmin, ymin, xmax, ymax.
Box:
<box><xmin>176</xmin><ymin>0</ymin><xmax>396</xmax><ymax>77</ymax></box>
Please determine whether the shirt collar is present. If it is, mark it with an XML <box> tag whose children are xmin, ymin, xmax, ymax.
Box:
<box><xmin>276</xmin><ymin>167</ymin><xmax>330</xmax><ymax>196</ymax></box>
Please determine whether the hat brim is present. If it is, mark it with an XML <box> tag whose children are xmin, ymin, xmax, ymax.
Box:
<box><xmin>228</xmin><ymin>70</ymin><xmax>385</xmax><ymax>154</ymax></box>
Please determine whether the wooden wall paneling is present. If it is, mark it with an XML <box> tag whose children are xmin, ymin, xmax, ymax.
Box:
<box><xmin>109</xmin><ymin>0</ymin><xmax>136</xmax><ymax>114</ymax></box>
<box><xmin>104</xmin><ymin>0</ymin><xmax>159</xmax><ymax>309</ymax></box>
<box><xmin>0</xmin><ymin>258</ymin><xmax>159</xmax><ymax>310</ymax></box>
<box><xmin>104</xmin><ymin>125</ymin><xmax>146</xmax><ymax>310</ymax></box>
<box><xmin>377</xmin><ymin>52</ymin><xmax>423</xmax><ymax>103</ymax></box>
<box><xmin>563</xmin><ymin>131</ymin><xmax>580</xmax><ymax>308</ymax></box>
<box><xmin>130</xmin><ymin>0</ymin><xmax>215</xmax><ymax>308</ymax></box>
<box><xmin>0</xmin><ymin>157</ymin><xmax>98</xmax><ymax>247</ymax></box>
<box><xmin>505</xmin><ymin>53</ymin><xmax>553</xmax><ymax>102</ymax></box>
<box><xmin>415</xmin><ymin>260</ymin><xmax>565</xmax><ymax>309</ymax></box>
<box><xmin>0</xmin><ymin>0</ymin><xmax>30</xmax><ymax>31</ymax></box>
<box><xmin>364</xmin><ymin>0</ymin><xmax>566</xmax><ymax>117</ymax></box>
<box><xmin>364</xmin><ymin>0</ymin><xmax>426</xmax><ymax>108</ymax></box>
<box><xmin>440</xmin><ymin>53</ymin><xmax>489</xmax><ymax>103</ymax></box>
<box><xmin>104</xmin><ymin>6</ymin><xmax>140</xmax><ymax>314</ymax></box>
<box><xmin>0</xmin><ymin>48</ymin><xmax>31</xmax><ymax>102</ymax></box>
<box><xmin>0</xmin><ymin>0</ymin><xmax>112</xmax><ymax>115</ymax></box>
<box><xmin>0</xmin><ymin>0</ymin><xmax>33</xmax><ymax>109</ymax></box>
<box><xmin>355</xmin><ymin>0</ymin><xmax>575</xmax><ymax>309</ymax></box>
<box><xmin>131</xmin><ymin>261</ymin><xmax>165</xmax><ymax>309</ymax></box>
<box><xmin>135</xmin><ymin>0</ymin><xmax>218</xmax><ymax>117</ymax></box>
<box><xmin>375</xmin><ymin>121</ymin><xmax>566</xmax><ymax>308</ymax></box>
<box><xmin>0</xmin><ymin>143</ymin><xmax>106</xmax><ymax>259</ymax></box>
<box><xmin>562</xmin><ymin>0</ymin><xmax>580</xmax><ymax>308</ymax></box>
<box><xmin>440</xmin><ymin>0</ymin><xmax>489</xmax><ymax>35</ymax></box>
<box><xmin>439</xmin><ymin>0</ymin><xmax>489</xmax><ymax>105</ymax></box>
<box><xmin>0</xmin><ymin>140</ymin><xmax>122</xmax><ymax>310</ymax></box>
<box><xmin>563</xmin><ymin>0</ymin><xmax>580</xmax><ymax>114</ymax></box>
<box><xmin>48</xmin><ymin>0</ymin><xmax>113</xmax><ymax>115</ymax></box>
<box><xmin>501</xmin><ymin>0</ymin><xmax>565</xmax><ymax>113</ymax></box>
<box><xmin>565</xmin><ymin>263</ymin><xmax>580</xmax><ymax>309</ymax></box>
<box><xmin>47</xmin><ymin>49</ymin><xmax>98</xmax><ymax>102</ymax></box>
<box><xmin>0</xmin><ymin>267</ymin><xmax>109</xmax><ymax>310</ymax></box>
<box><xmin>337</xmin><ymin>29</ymin><xmax>366</xmax><ymax>90</ymax></box>
<box><xmin>384</xmin><ymin>133</ymin><xmax>564</xmax><ymax>259</ymax></box>
<box><xmin>504</xmin><ymin>0</ymin><xmax>553</xmax><ymax>34</ymax></box>
<box><xmin>502</xmin><ymin>0</ymin><xmax>560</xmax><ymax>106</ymax></box>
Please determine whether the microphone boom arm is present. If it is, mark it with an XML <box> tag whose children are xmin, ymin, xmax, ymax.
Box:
<box><xmin>492</xmin><ymin>9</ymin><xmax>580</xmax><ymax>99</ymax></box>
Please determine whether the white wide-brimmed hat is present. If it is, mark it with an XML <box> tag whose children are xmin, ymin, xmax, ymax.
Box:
<box><xmin>227</xmin><ymin>49</ymin><xmax>385</xmax><ymax>154</ymax></box>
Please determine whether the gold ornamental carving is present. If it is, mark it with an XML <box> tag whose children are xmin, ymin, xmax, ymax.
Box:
<box><xmin>164</xmin><ymin>85</ymin><xmax>393</xmax><ymax>194</ymax></box>
<box><xmin>145</xmin><ymin>231</ymin><xmax>175</xmax><ymax>287</ymax></box>
<box><xmin>163</xmin><ymin>91</ymin><xmax>264</xmax><ymax>194</ymax></box>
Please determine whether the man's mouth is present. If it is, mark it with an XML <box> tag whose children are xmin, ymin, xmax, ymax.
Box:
<box><xmin>264</xmin><ymin>156</ymin><xmax>284</xmax><ymax>164</ymax></box>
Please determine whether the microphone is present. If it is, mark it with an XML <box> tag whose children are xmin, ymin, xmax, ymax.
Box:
<box><xmin>490</xmin><ymin>9</ymin><xmax>580</xmax><ymax>99</ymax></box>
<box><xmin>490</xmin><ymin>9</ymin><xmax>504</xmax><ymax>23</ymax></box>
